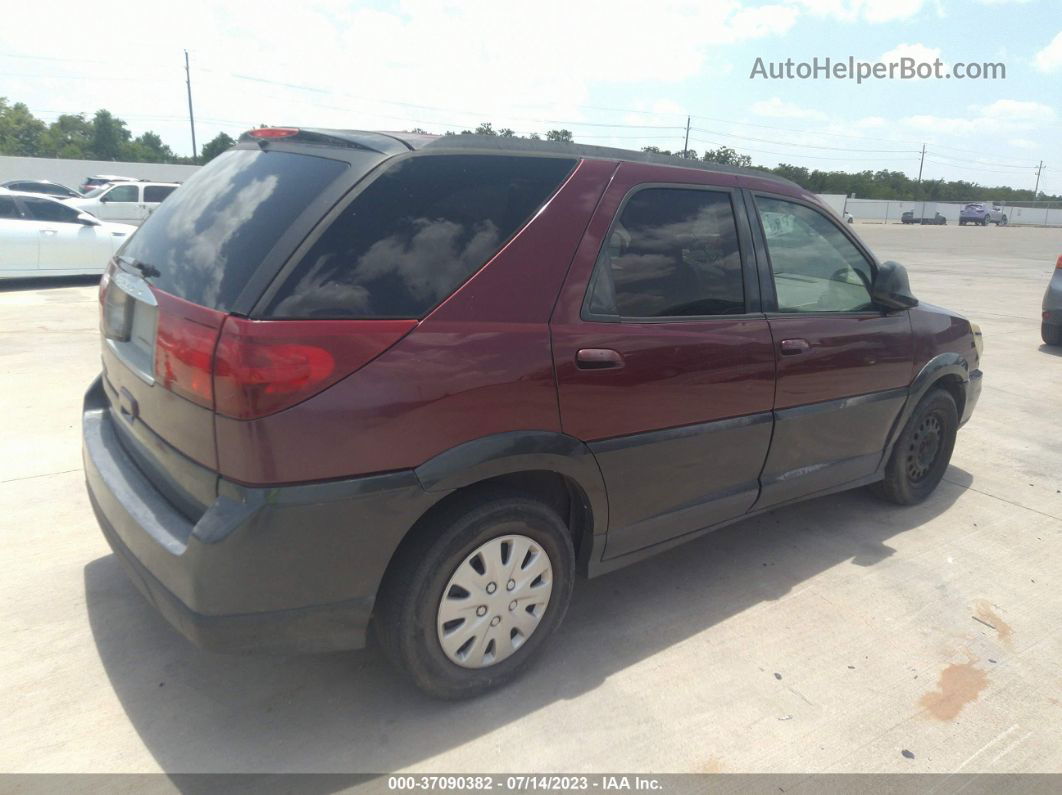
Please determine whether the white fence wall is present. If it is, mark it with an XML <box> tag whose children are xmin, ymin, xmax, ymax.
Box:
<box><xmin>0</xmin><ymin>155</ymin><xmax>200</xmax><ymax>188</ymax></box>
<box><xmin>844</xmin><ymin>197</ymin><xmax>1062</xmax><ymax>227</ymax></box>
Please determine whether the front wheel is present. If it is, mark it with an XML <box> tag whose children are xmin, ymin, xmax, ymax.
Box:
<box><xmin>375</xmin><ymin>492</ymin><xmax>575</xmax><ymax>699</ymax></box>
<box><xmin>1000</xmin><ymin>215</ymin><xmax>1008</xmax><ymax>226</ymax></box>
<box><xmin>874</xmin><ymin>389</ymin><xmax>958</xmax><ymax>505</ymax></box>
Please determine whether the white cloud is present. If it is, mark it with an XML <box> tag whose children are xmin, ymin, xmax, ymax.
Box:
<box><xmin>1034</xmin><ymin>31</ymin><xmax>1062</xmax><ymax>73</ymax></box>
<box><xmin>880</xmin><ymin>43</ymin><xmax>944</xmax><ymax>65</ymax></box>
<box><xmin>975</xmin><ymin>0</ymin><xmax>1033</xmax><ymax>5</ymax></box>
<box><xmin>973</xmin><ymin>99</ymin><xmax>1056</xmax><ymax>121</ymax></box>
<box><xmin>1008</xmin><ymin>138</ymin><xmax>1038</xmax><ymax>150</ymax></box>
<box><xmin>901</xmin><ymin>99</ymin><xmax>1055</xmax><ymax>135</ymax></box>
<box><xmin>750</xmin><ymin>97</ymin><xmax>828</xmax><ymax>121</ymax></box>
<box><xmin>791</xmin><ymin>0</ymin><xmax>926</xmax><ymax>23</ymax></box>
<box><xmin>0</xmin><ymin>0</ymin><xmax>807</xmax><ymax>155</ymax></box>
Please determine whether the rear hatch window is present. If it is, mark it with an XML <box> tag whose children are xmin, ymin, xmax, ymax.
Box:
<box><xmin>119</xmin><ymin>148</ymin><xmax>353</xmax><ymax>311</ymax></box>
<box><xmin>263</xmin><ymin>154</ymin><xmax>577</xmax><ymax>318</ymax></box>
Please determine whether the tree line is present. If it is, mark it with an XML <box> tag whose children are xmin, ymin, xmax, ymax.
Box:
<box><xmin>1</xmin><ymin>101</ymin><xmax>1054</xmax><ymax>203</ymax></box>
<box><xmin>0</xmin><ymin>98</ymin><xmax>234</xmax><ymax>164</ymax></box>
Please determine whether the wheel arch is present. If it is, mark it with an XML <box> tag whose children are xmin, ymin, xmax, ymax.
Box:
<box><xmin>882</xmin><ymin>353</ymin><xmax>970</xmax><ymax>464</ymax></box>
<box><xmin>381</xmin><ymin>431</ymin><xmax>609</xmax><ymax>583</ymax></box>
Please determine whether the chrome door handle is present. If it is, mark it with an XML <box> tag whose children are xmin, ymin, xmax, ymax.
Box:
<box><xmin>40</xmin><ymin>229</ymin><xmax>58</xmax><ymax>236</ymax></box>
<box><xmin>779</xmin><ymin>338</ymin><xmax>810</xmax><ymax>355</ymax></box>
<box><xmin>576</xmin><ymin>348</ymin><xmax>625</xmax><ymax>370</ymax></box>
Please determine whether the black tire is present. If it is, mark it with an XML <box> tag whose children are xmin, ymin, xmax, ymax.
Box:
<box><xmin>959</xmin><ymin>220</ymin><xmax>966</xmax><ymax>226</ymax></box>
<box><xmin>1043</xmin><ymin>322</ymin><xmax>1062</xmax><ymax>346</ymax></box>
<box><xmin>874</xmin><ymin>389</ymin><xmax>958</xmax><ymax>505</ymax></box>
<box><xmin>374</xmin><ymin>491</ymin><xmax>575</xmax><ymax>699</ymax></box>
<box><xmin>1000</xmin><ymin>215</ymin><xmax>1007</xmax><ymax>226</ymax></box>
<box><xmin>982</xmin><ymin>217</ymin><xmax>989</xmax><ymax>226</ymax></box>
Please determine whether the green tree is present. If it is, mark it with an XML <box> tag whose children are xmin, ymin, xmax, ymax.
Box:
<box><xmin>545</xmin><ymin>129</ymin><xmax>573</xmax><ymax>142</ymax></box>
<box><xmin>641</xmin><ymin>145</ymin><xmax>673</xmax><ymax>155</ymax></box>
<box><xmin>90</xmin><ymin>109</ymin><xmax>131</xmax><ymax>160</ymax></box>
<box><xmin>40</xmin><ymin>113</ymin><xmax>93</xmax><ymax>158</ymax></box>
<box><xmin>702</xmin><ymin>146</ymin><xmax>752</xmax><ymax>168</ymax></box>
<box><xmin>122</xmin><ymin>131</ymin><xmax>175</xmax><ymax>163</ymax></box>
<box><xmin>474</xmin><ymin>122</ymin><xmax>497</xmax><ymax>136</ymax></box>
<box><xmin>527</xmin><ymin>132</ymin><xmax>541</xmax><ymax>140</ymax></box>
<box><xmin>498</xmin><ymin>128</ymin><xmax>516</xmax><ymax>137</ymax></box>
<box><xmin>200</xmin><ymin>132</ymin><xmax>236</xmax><ymax>162</ymax></box>
<box><xmin>0</xmin><ymin>98</ymin><xmax>47</xmax><ymax>156</ymax></box>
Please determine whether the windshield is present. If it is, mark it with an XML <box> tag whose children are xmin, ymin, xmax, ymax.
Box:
<box><xmin>118</xmin><ymin>148</ymin><xmax>361</xmax><ymax>310</ymax></box>
<box><xmin>82</xmin><ymin>187</ymin><xmax>107</xmax><ymax>198</ymax></box>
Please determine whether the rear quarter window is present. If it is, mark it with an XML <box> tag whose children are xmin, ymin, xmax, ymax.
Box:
<box><xmin>265</xmin><ymin>154</ymin><xmax>577</xmax><ymax>318</ymax></box>
<box><xmin>119</xmin><ymin>148</ymin><xmax>352</xmax><ymax>310</ymax></box>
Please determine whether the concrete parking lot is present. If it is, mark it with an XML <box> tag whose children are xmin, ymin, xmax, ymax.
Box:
<box><xmin>1</xmin><ymin>224</ymin><xmax>1060</xmax><ymax>775</ymax></box>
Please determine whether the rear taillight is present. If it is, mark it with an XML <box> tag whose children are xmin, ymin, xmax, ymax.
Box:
<box><xmin>1056</xmin><ymin>254</ymin><xmax>1061</xmax><ymax>269</ymax></box>
<box><xmin>212</xmin><ymin>317</ymin><xmax>416</xmax><ymax>419</ymax></box>
<box><xmin>153</xmin><ymin>292</ymin><xmax>225</xmax><ymax>408</ymax></box>
<box><xmin>98</xmin><ymin>258</ymin><xmax>117</xmax><ymax>304</ymax></box>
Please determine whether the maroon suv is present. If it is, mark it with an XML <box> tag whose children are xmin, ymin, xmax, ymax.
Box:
<box><xmin>84</xmin><ymin>128</ymin><xmax>982</xmax><ymax>698</ymax></box>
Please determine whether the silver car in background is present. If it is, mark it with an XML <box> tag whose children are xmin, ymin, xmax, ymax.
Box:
<box><xmin>1044</xmin><ymin>254</ymin><xmax>1062</xmax><ymax>346</ymax></box>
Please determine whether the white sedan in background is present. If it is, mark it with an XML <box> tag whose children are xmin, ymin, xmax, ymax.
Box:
<box><xmin>0</xmin><ymin>190</ymin><xmax>135</xmax><ymax>278</ymax></box>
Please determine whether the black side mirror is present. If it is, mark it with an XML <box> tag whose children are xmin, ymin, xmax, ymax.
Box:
<box><xmin>872</xmin><ymin>260</ymin><xmax>918</xmax><ymax>310</ymax></box>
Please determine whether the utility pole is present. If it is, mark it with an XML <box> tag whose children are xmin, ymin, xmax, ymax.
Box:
<box><xmin>1034</xmin><ymin>160</ymin><xmax>1044</xmax><ymax>195</ymax></box>
<box><xmin>683</xmin><ymin>115</ymin><xmax>690</xmax><ymax>158</ymax></box>
<box><xmin>916</xmin><ymin>143</ymin><xmax>927</xmax><ymax>222</ymax></box>
<box><xmin>184</xmin><ymin>49</ymin><xmax>198</xmax><ymax>163</ymax></box>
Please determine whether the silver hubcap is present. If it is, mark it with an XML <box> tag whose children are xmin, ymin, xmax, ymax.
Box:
<box><xmin>436</xmin><ymin>534</ymin><xmax>553</xmax><ymax>668</ymax></box>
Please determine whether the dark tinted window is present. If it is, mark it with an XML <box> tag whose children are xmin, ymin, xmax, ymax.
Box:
<box><xmin>15</xmin><ymin>181</ymin><xmax>75</xmax><ymax>196</ymax></box>
<box><xmin>267</xmin><ymin>154</ymin><xmax>576</xmax><ymax>318</ymax></box>
<box><xmin>120</xmin><ymin>148</ymin><xmax>352</xmax><ymax>310</ymax></box>
<box><xmin>0</xmin><ymin>196</ymin><xmax>20</xmax><ymax>218</ymax></box>
<box><xmin>143</xmin><ymin>185</ymin><xmax>176</xmax><ymax>203</ymax></box>
<box><xmin>20</xmin><ymin>196</ymin><xmax>79</xmax><ymax>223</ymax></box>
<box><xmin>103</xmin><ymin>184</ymin><xmax>138</xmax><ymax>203</ymax></box>
<box><xmin>588</xmin><ymin>188</ymin><xmax>745</xmax><ymax>318</ymax></box>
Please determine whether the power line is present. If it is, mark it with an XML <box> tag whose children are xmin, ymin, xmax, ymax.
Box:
<box><xmin>689</xmin><ymin>126</ymin><xmax>917</xmax><ymax>153</ymax></box>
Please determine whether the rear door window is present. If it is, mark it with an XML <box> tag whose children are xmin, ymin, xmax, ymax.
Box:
<box><xmin>143</xmin><ymin>185</ymin><xmax>177</xmax><ymax>203</ymax></box>
<box><xmin>586</xmin><ymin>187</ymin><xmax>745</xmax><ymax>318</ymax></box>
<box><xmin>20</xmin><ymin>196</ymin><xmax>80</xmax><ymax>223</ymax></box>
<box><xmin>265</xmin><ymin>154</ymin><xmax>577</xmax><ymax>318</ymax></box>
<box><xmin>119</xmin><ymin>148</ymin><xmax>353</xmax><ymax>310</ymax></box>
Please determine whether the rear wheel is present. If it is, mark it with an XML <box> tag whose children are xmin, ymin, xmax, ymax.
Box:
<box><xmin>375</xmin><ymin>492</ymin><xmax>575</xmax><ymax>699</ymax></box>
<box><xmin>982</xmin><ymin>217</ymin><xmax>990</xmax><ymax>226</ymax></box>
<box><xmin>874</xmin><ymin>389</ymin><xmax>958</xmax><ymax>505</ymax></box>
<box><xmin>1043</xmin><ymin>322</ymin><xmax>1062</xmax><ymax>346</ymax></box>
<box><xmin>1000</xmin><ymin>215</ymin><xmax>1008</xmax><ymax>226</ymax></box>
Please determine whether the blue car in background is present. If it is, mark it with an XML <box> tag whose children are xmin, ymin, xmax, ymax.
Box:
<box><xmin>960</xmin><ymin>202</ymin><xmax>1007</xmax><ymax>226</ymax></box>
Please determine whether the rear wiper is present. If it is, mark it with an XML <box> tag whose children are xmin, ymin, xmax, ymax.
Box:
<box><xmin>130</xmin><ymin>260</ymin><xmax>160</xmax><ymax>278</ymax></box>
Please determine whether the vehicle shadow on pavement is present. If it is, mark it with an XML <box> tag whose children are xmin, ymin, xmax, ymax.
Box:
<box><xmin>84</xmin><ymin>474</ymin><xmax>969</xmax><ymax>775</ymax></box>
<box><xmin>0</xmin><ymin>275</ymin><xmax>101</xmax><ymax>292</ymax></box>
<box><xmin>1037</xmin><ymin>344</ymin><xmax>1062</xmax><ymax>358</ymax></box>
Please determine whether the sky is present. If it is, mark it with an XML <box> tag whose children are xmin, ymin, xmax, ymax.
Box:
<box><xmin>1</xmin><ymin>0</ymin><xmax>1059</xmax><ymax>193</ymax></box>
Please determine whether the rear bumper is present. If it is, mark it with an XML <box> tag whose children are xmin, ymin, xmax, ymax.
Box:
<box><xmin>82</xmin><ymin>376</ymin><xmax>442</xmax><ymax>654</ymax></box>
